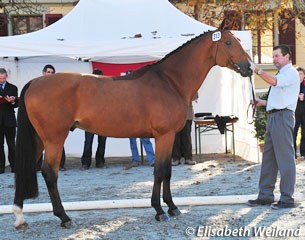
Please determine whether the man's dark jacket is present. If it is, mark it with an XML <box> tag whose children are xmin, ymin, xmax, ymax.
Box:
<box><xmin>0</xmin><ymin>82</ymin><xmax>18</xmax><ymax>127</ymax></box>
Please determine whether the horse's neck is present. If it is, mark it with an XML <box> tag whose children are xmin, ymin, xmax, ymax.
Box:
<box><xmin>160</xmin><ymin>35</ymin><xmax>216</xmax><ymax>103</ymax></box>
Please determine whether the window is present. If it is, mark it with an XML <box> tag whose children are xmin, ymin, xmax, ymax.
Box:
<box><xmin>12</xmin><ymin>15</ymin><xmax>43</xmax><ymax>35</ymax></box>
<box><xmin>222</xmin><ymin>9</ymin><xmax>295</xmax><ymax>65</ymax></box>
<box><xmin>221</xmin><ymin>10</ymin><xmax>273</xmax><ymax>63</ymax></box>
<box><xmin>245</xmin><ymin>11</ymin><xmax>274</xmax><ymax>64</ymax></box>
<box><xmin>45</xmin><ymin>14</ymin><xmax>63</xmax><ymax>26</ymax></box>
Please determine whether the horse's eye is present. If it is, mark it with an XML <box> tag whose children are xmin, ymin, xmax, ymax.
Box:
<box><xmin>225</xmin><ymin>41</ymin><xmax>231</xmax><ymax>46</ymax></box>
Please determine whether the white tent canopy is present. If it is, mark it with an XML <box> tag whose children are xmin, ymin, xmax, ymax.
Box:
<box><xmin>0</xmin><ymin>0</ymin><xmax>259</xmax><ymax>163</ymax></box>
<box><xmin>0</xmin><ymin>0</ymin><xmax>217</xmax><ymax>63</ymax></box>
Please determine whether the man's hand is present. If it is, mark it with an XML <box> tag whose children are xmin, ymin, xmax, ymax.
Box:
<box><xmin>255</xmin><ymin>98</ymin><xmax>266</xmax><ymax>107</ymax></box>
<box><xmin>251</xmin><ymin>98</ymin><xmax>266</xmax><ymax>107</ymax></box>
<box><xmin>4</xmin><ymin>96</ymin><xmax>16</xmax><ymax>103</ymax></box>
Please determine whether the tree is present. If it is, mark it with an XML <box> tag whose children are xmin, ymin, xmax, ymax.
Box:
<box><xmin>253</xmin><ymin>93</ymin><xmax>268</xmax><ymax>143</ymax></box>
<box><xmin>169</xmin><ymin>0</ymin><xmax>305</xmax><ymax>30</ymax></box>
<box><xmin>0</xmin><ymin>0</ymin><xmax>46</xmax><ymax>17</ymax></box>
<box><xmin>0</xmin><ymin>0</ymin><xmax>46</xmax><ymax>35</ymax></box>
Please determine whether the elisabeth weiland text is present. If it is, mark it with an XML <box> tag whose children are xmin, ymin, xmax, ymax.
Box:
<box><xmin>186</xmin><ymin>225</ymin><xmax>302</xmax><ymax>237</ymax></box>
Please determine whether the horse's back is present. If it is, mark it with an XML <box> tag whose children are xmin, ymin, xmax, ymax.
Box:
<box><xmin>25</xmin><ymin>72</ymin><xmax>111</xmax><ymax>106</ymax></box>
<box><xmin>24</xmin><ymin>72</ymin><xmax>187</xmax><ymax>138</ymax></box>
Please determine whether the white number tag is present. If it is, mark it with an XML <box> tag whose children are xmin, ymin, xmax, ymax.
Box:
<box><xmin>212</xmin><ymin>31</ymin><xmax>221</xmax><ymax>42</ymax></box>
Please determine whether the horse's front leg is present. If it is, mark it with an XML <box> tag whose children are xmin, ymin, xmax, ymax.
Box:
<box><xmin>163</xmin><ymin>167</ymin><xmax>181</xmax><ymax>217</ymax></box>
<box><xmin>152</xmin><ymin>163</ymin><xmax>168</xmax><ymax>221</ymax></box>
<box><xmin>152</xmin><ymin>132</ymin><xmax>180</xmax><ymax>221</ymax></box>
<box><xmin>42</xmin><ymin>148</ymin><xmax>71</xmax><ymax>228</ymax></box>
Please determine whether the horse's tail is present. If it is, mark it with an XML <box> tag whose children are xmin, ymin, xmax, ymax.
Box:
<box><xmin>14</xmin><ymin>81</ymin><xmax>39</xmax><ymax>202</ymax></box>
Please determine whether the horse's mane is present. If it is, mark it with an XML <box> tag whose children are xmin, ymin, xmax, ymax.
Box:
<box><xmin>113</xmin><ymin>30</ymin><xmax>216</xmax><ymax>81</ymax></box>
<box><xmin>153</xmin><ymin>30</ymin><xmax>214</xmax><ymax>66</ymax></box>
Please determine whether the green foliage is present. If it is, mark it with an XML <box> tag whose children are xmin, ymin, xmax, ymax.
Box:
<box><xmin>254</xmin><ymin>93</ymin><xmax>268</xmax><ymax>142</ymax></box>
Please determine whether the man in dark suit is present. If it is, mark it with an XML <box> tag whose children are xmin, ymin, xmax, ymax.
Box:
<box><xmin>81</xmin><ymin>68</ymin><xmax>107</xmax><ymax>170</ymax></box>
<box><xmin>0</xmin><ymin>68</ymin><xmax>18</xmax><ymax>174</ymax></box>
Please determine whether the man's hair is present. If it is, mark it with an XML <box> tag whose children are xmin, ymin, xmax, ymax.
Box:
<box><xmin>42</xmin><ymin>64</ymin><xmax>55</xmax><ymax>73</ymax></box>
<box><xmin>125</xmin><ymin>69</ymin><xmax>133</xmax><ymax>75</ymax></box>
<box><xmin>273</xmin><ymin>44</ymin><xmax>292</xmax><ymax>60</ymax></box>
<box><xmin>297</xmin><ymin>66</ymin><xmax>305</xmax><ymax>75</ymax></box>
<box><xmin>0</xmin><ymin>68</ymin><xmax>8</xmax><ymax>75</ymax></box>
<box><xmin>92</xmin><ymin>68</ymin><xmax>103</xmax><ymax>75</ymax></box>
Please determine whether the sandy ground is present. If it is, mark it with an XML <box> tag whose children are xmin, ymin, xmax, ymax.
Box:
<box><xmin>1</xmin><ymin>154</ymin><xmax>305</xmax><ymax>240</ymax></box>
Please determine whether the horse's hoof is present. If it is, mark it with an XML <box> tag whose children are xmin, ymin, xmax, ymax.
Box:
<box><xmin>168</xmin><ymin>208</ymin><xmax>181</xmax><ymax>217</ymax></box>
<box><xmin>15</xmin><ymin>222</ymin><xmax>28</xmax><ymax>230</ymax></box>
<box><xmin>155</xmin><ymin>213</ymin><xmax>170</xmax><ymax>222</ymax></box>
<box><xmin>61</xmin><ymin>220</ymin><xmax>73</xmax><ymax>228</ymax></box>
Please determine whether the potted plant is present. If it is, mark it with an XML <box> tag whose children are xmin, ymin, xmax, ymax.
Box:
<box><xmin>254</xmin><ymin>93</ymin><xmax>268</xmax><ymax>152</ymax></box>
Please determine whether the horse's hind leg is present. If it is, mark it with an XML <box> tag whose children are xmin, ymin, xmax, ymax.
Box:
<box><xmin>152</xmin><ymin>132</ymin><xmax>180</xmax><ymax>221</ymax></box>
<box><xmin>13</xmin><ymin>137</ymin><xmax>45</xmax><ymax>229</ymax></box>
<box><xmin>41</xmin><ymin>144</ymin><xmax>71</xmax><ymax>228</ymax></box>
<box><xmin>35</xmin><ymin>135</ymin><xmax>44</xmax><ymax>168</ymax></box>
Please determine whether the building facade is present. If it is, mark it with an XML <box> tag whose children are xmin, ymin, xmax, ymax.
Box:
<box><xmin>0</xmin><ymin>0</ymin><xmax>77</xmax><ymax>36</ymax></box>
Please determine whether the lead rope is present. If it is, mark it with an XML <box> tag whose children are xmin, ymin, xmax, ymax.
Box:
<box><xmin>247</xmin><ymin>75</ymin><xmax>256</xmax><ymax>124</ymax></box>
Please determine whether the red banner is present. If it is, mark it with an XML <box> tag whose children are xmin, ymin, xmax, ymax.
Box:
<box><xmin>91</xmin><ymin>61</ymin><xmax>156</xmax><ymax>76</ymax></box>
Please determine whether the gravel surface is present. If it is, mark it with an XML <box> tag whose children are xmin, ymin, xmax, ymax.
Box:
<box><xmin>1</xmin><ymin>154</ymin><xmax>305</xmax><ymax>239</ymax></box>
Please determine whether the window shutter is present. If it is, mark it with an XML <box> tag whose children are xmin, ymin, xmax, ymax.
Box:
<box><xmin>0</xmin><ymin>14</ymin><xmax>8</xmax><ymax>36</ymax></box>
<box><xmin>279</xmin><ymin>9</ymin><xmax>296</xmax><ymax>64</ymax></box>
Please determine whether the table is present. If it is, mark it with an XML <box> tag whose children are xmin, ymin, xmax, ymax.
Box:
<box><xmin>194</xmin><ymin>117</ymin><xmax>238</xmax><ymax>160</ymax></box>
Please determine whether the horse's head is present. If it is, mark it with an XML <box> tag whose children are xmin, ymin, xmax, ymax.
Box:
<box><xmin>214</xmin><ymin>30</ymin><xmax>252</xmax><ymax>77</ymax></box>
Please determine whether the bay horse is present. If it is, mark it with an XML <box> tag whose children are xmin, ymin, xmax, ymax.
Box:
<box><xmin>13</xmin><ymin>30</ymin><xmax>252</xmax><ymax>228</ymax></box>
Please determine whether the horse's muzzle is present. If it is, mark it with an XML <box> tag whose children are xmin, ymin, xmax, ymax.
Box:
<box><xmin>235</xmin><ymin>62</ymin><xmax>252</xmax><ymax>77</ymax></box>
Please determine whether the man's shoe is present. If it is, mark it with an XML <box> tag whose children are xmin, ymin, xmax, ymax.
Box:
<box><xmin>124</xmin><ymin>161</ymin><xmax>140</xmax><ymax>170</ymax></box>
<box><xmin>271</xmin><ymin>201</ymin><xmax>295</xmax><ymax>210</ymax></box>
<box><xmin>247</xmin><ymin>198</ymin><xmax>274</xmax><ymax>206</ymax></box>
<box><xmin>81</xmin><ymin>165</ymin><xmax>90</xmax><ymax>170</ymax></box>
<box><xmin>0</xmin><ymin>169</ymin><xmax>4</xmax><ymax>174</ymax></box>
<box><xmin>172</xmin><ymin>160</ymin><xmax>180</xmax><ymax>166</ymax></box>
<box><xmin>150</xmin><ymin>163</ymin><xmax>154</xmax><ymax>167</ymax></box>
<box><xmin>96</xmin><ymin>162</ymin><xmax>106</xmax><ymax>169</ymax></box>
<box><xmin>185</xmin><ymin>159</ymin><xmax>197</xmax><ymax>165</ymax></box>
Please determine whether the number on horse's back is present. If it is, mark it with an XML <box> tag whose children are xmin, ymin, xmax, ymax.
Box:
<box><xmin>13</xmin><ymin>30</ymin><xmax>252</xmax><ymax>228</ymax></box>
